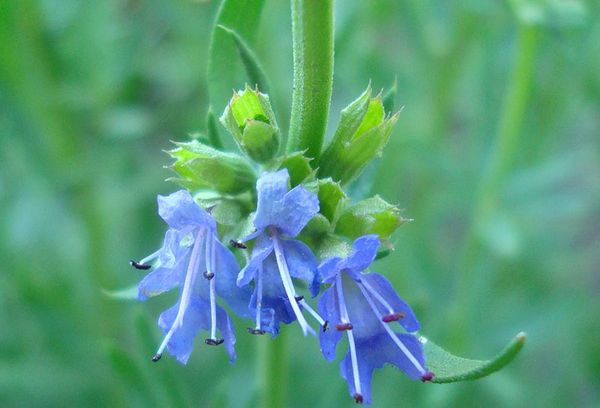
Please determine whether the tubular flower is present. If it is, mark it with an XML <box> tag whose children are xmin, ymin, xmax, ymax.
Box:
<box><xmin>318</xmin><ymin>235</ymin><xmax>434</xmax><ymax>405</ymax></box>
<box><xmin>237</xmin><ymin>169</ymin><xmax>325</xmax><ymax>336</ymax></box>
<box><xmin>131</xmin><ymin>190</ymin><xmax>251</xmax><ymax>363</ymax></box>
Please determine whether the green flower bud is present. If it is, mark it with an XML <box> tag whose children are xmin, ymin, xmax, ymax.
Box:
<box><xmin>335</xmin><ymin>195</ymin><xmax>410</xmax><ymax>245</ymax></box>
<box><xmin>167</xmin><ymin>140</ymin><xmax>255</xmax><ymax>194</ymax></box>
<box><xmin>318</xmin><ymin>85</ymin><xmax>399</xmax><ymax>184</ymax></box>
<box><xmin>220</xmin><ymin>86</ymin><xmax>280</xmax><ymax>163</ymax></box>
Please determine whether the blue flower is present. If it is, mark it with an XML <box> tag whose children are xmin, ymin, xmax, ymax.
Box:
<box><xmin>237</xmin><ymin>169</ymin><xmax>325</xmax><ymax>336</ymax></box>
<box><xmin>318</xmin><ymin>235</ymin><xmax>434</xmax><ymax>405</ymax></box>
<box><xmin>131</xmin><ymin>190</ymin><xmax>251</xmax><ymax>364</ymax></box>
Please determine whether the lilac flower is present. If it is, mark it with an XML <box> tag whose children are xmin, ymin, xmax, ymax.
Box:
<box><xmin>131</xmin><ymin>190</ymin><xmax>251</xmax><ymax>363</ymax></box>
<box><xmin>237</xmin><ymin>169</ymin><xmax>325</xmax><ymax>336</ymax></box>
<box><xmin>318</xmin><ymin>235</ymin><xmax>434</xmax><ymax>405</ymax></box>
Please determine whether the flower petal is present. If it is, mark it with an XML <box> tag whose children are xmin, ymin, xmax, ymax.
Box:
<box><xmin>158</xmin><ymin>297</ymin><xmax>237</xmax><ymax>364</ymax></box>
<box><xmin>360</xmin><ymin>273</ymin><xmax>420</xmax><ymax>332</ymax></box>
<box><xmin>341</xmin><ymin>235</ymin><xmax>380</xmax><ymax>276</ymax></box>
<box><xmin>274</xmin><ymin>185</ymin><xmax>319</xmax><ymax>237</ymax></box>
<box><xmin>318</xmin><ymin>286</ymin><xmax>342</xmax><ymax>361</ymax></box>
<box><xmin>340</xmin><ymin>332</ymin><xmax>425</xmax><ymax>405</ymax></box>
<box><xmin>237</xmin><ymin>233</ymin><xmax>273</xmax><ymax>287</ymax></box>
<box><xmin>157</xmin><ymin>190</ymin><xmax>216</xmax><ymax>232</ymax></box>
<box><xmin>259</xmin><ymin>254</ymin><xmax>296</xmax><ymax>324</ymax></box>
<box><xmin>318</xmin><ymin>256</ymin><xmax>343</xmax><ymax>284</ymax></box>
<box><xmin>213</xmin><ymin>236</ymin><xmax>253</xmax><ymax>318</ymax></box>
<box><xmin>281</xmin><ymin>239</ymin><xmax>319</xmax><ymax>296</ymax></box>
<box><xmin>253</xmin><ymin>169</ymin><xmax>290</xmax><ymax>231</ymax></box>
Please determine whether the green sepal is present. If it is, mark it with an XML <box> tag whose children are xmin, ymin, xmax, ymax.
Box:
<box><xmin>318</xmin><ymin>84</ymin><xmax>399</xmax><ymax>184</ymax></box>
<box><xmin>220</xmin><ymin>86</ymin><xmax>280</xmax><ymax>163</ymax></box>
<box><xmin>193</xmin><ymin>191</ymin><xmax>252</xmax><ymax>226</ymax></box>
<box><xmin>276</xmin><ymin>152</ymin><xmax>315</xmax><ymax>186</ymax></box>
<box><xmin>422</xmin><ymin>332</ymin><xmax>526</xmax><ymax>383</ymax></box>
<box><xmin>167</xmin><ymin>140</ymin><xmax>255</xmax><ymax>194</ymax></box>
<box><xmin>298</xmin><ymin>213</ymin><xmax>332</xmax><ymax>249</ymax></box>
<box><xmin>335</xmin><ymin>195</ymin><xmax>409</xmax><ymax>244</ymax></box>
<box><xmin>313</xmin><ymin>233</ymin><xmax>353</xmax><ymax>260</ymax></box>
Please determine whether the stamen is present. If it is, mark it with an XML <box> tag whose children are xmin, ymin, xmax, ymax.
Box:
<box><xmin>322</xmin><ymin>321</ymin><xmax>329</xmax><ymax>331</ymax></box>
<box><xmin>229</xmin><ymin>239</ymin><xmax>247</xmax><ymax>249</ymax></box>
<box><xmin>335</xmin><ymin>322</ymin><xmax>353</xmax><ymax>331</ymax></box>
<box><xmin>361</xmin><ymin>279</ymin><xmax>395</xmax><ymax>315</ymax></box>
<box><xmin>254</xmin><ymin>263</ymin><xmax>264</xmax><ymax>332</ymax></box>
<box><xmin>382</xmin><ymin>312</ymin><xmax>406</xmax><ymax>323</ymax></box>
<box><xmin>206</xmin><ymin>234</ymin><xmax>218</xmax><ymax>341</ymax></box>
<box><xmin>129</xmin><ymin>260</ymin><xmax>152</xmax><ymax>270</ymax></box>
<box><xmin>421</xmin><ymin>371</ymin><xmax>435</xmax><ymax>382</ymax></box>
<box><xmin>298</xmin><ymin>298</ymin><xmax>327</xmax><ymax>328</ymax></box>
<box><xmin>357</xmin><ymin>283</ymin><xmax>427</xmax><ymax>375</ymax></box>
<box><xmin>270</xmin><ymin>228</ymin><xmax>315</xmax><ymax>336</ymax></box>
<box><xmin>353</xmin><ymin>394</ymin><xmax>364</xmax><ymax>404</ymax></box>
<box><xmin>295</xmin><ymin>295</ymin><xmax>304</xmax><ymax>302</ymax></box>
<box><xmin>205</xmin><ymin>338</ymin><xmax>224</xmax><ymax>346</ymax></box>
<box><xmin>154</xmin><ymin>229</ymin><xmax>206</xmax><ymax>359</ymax></box>
<box><xmin>247</xmin><ymin>327</ymin><xmax>266</xmax><ymax>335</ymax></box>
<box><xmin>139</xmin><ymin>249</ymin><xmax>161</xmax><ymax>266</ymax></box>
<box><xmin>336</xmin><ymin>274</ymin><xmax>362</xmax><ymax>398</ymax></box>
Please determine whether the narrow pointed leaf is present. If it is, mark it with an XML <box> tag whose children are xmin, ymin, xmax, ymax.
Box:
<box><xmin>218</xmin><ymin>24</ymin><xmax>271</xmax><ymax>93</ymax></box>
<box><xmin>102</xmin><ymin>285</ymin><xmax>138</xmax><ymax>300</ymax></box>
<box><xmin>206</xmin><ymin>107</ymin><xmax>224</xmax><ymax>149</ymax></box>
<box><xmin>421</xmin><ymin>332</ymin><xmax>526</xmax><ymax>383</ymax></box>
<box><xmin>382</xmin><ymin>77</ymin><xmax>397</xmax><ymax>113</ymax></box>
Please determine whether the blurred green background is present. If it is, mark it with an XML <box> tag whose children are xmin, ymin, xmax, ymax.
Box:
<box><xmin>1</xmin><ymin>0</ymin><xmax>599</xmax><ymax>407</ymax></box>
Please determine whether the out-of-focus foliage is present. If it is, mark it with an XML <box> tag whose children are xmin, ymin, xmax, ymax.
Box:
<box><xmin>0</xmin><ymin>0</ymin><xmax>598</xmax><ymax>407</ymax></box>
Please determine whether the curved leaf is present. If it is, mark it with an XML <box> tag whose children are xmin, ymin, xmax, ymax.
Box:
<box><xmin>217</xmin><ymin>24</ymin><xmax>270</xmax><ymax>93</ymax></box>
<box><xmin>421</xmin><ymin>332</ymin><xmax>526</xmax><ymax>383</ymax></box>
<box><xmin>207</xmin><ymin>0</ymin><xmax>266</xmax><ymax>121</ymax></box>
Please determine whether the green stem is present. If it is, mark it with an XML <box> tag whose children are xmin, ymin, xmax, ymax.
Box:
<box><xmin>451</xmin><ymin>24</ymin><xmax>540</xmax><ymax>348</ymax></box>
<box><xmin>258</xmin><ymin>331</ymin><xmax>289</xmax><ymax>408</ymax></box>
<box><xmin>286</xmin><ymin>0</ymin><xmax>334</xmax><ymax>162</ymax></box>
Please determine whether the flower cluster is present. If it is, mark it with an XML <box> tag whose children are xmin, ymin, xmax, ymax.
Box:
<box><xmin>131</xmin><ymin>169</ymin><xmax>433</xmax><ymax>404</ymax></box>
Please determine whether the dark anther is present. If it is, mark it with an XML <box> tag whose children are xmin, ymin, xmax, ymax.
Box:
<box><xmin>229</xmin><ymin>239</ymin><xmax>247</xmax><ymax>249</ymax></box>
<box><xmin>335</xmin><ymin>322</ymin><xmax>353</xmax><ymax>331</ymax></box>
<box><xmin>353</xmin><ymin>393</ymin><xmax>364</xmax><ymax>404</ymax></box>
<box><xmin>204</xmin><ymin>271</ymin><xmax>215</xmax><ymax>280</ymax></box>
<box><xmin>205</xmin><ymin>338</ymin><xmax>224</xmax><ymax>346</ymax></box>
<box><xmin>294</xmin><ymin>295</ymin><xmax>304</xmax><ymax>302</ymax></box>
<box><xmin>151</xmin><ymin>353</ymin><xmax>162</xmax><ymax>362</ymax></box>
<box><xmin>382</xmin><ymin>312</ymin><xmax>406</xmax><ymax>323</ymax></box>
<box><xmin>322</xmin><ymin>321</ymin><xmax>329</xmax><ymax>332</ymax></box>
<box><xmin>421</xmin><ymin>371</ymin><xmax>435</xmax><ymax>382</ymax></box>
<box><xmin>130</xmin><ymin>260</ymin><xmax>151</xmax><ymax>270</ymax></box>
<box><xmin>247</xmin><ymin>327</ymin><xmax>266</xmax><ymax>335</ymax></box>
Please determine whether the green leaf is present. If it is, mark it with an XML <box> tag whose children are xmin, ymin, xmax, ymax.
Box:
<box><xmin>168</xmin><ymin>140</ymin><xmax>256</xmax><ymax>194</ymax></box>
<box><xmin>315</xmin><ymin>178</ymin><xmax>347</xmax><ymax>224</ymax></box>
<box><xmin>422</xmin><ymin>332</ymin><xmax>526</xmax><ymax>383</ymax></box>
<box><xmin>208</xmin><ymin>0</ymin><xmax>266</xmax><ymax>132</ymax></box>
<box><xmin>206</xmin><ymin>107</ymin><xmax>224</xmax><ymax>150</ymax></box>
<box><xmin>277</xmin><ymin>152</ymin><xmax>314</xmax><ymax>186</ymax></box>
<box><xmin>382</xmin><ymin>77</ymin><xmax>397</xmax><ymax>113</ymax></box>
<box><xmin>102</xmin><ymin>285</ymin><xmax>137</xmax><ymax>300</ymax></box>
<box><xmin>286</xmin><ymin>0</ymin><xmax>334</xmax><ymax>162</ymax></box>
<box><xmin>217</xmin><ymin>24</ymin><xmax>271</xmax><ymax>93</ymax></box>
<box><xmin>335</xmin><ymin>195</ymin><xmax>409</xmax><ymax>243</ymax></box>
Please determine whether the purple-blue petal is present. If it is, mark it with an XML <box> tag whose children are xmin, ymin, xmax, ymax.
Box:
<box><xmin>341</xmin><ymin>235</ymin><xmax>380</xmax><ymax>275</ymax></box>
<box><xmin>340</xmin><ymin>332</ymin><xmax>425</xmax><ymax>405</ymax></box>
<box><xmin>157</xmin><ymin>190</ymin><xmax>216</xmax><ymax>232</ymax></box>
<box><xmin>274</xmin><ymin>185</ymin><xmax>319</xmax><ymax>237</ymax></box>
<box><xmin>360</xmin><ymin>273</ymin><xmax>420</xmax><ymax>332</ymax></box>
<box><xmin>318</xmin><ymin>285</ymin><xmax>342</xmax><ymax>361</ymax></box>
<box><xmin>213</xmin><ymin>236</ymin><xmax>253</xmax><ymax>319</ymax></box>
<box><xmin>281</xmin><ymin>239</ymin><xmax>320</xmax><ymax>297</ymax></box>
<box><xmin>158</xmin><ymin>297</ymin><xmax>237</xmax><ymax>364</ymax></box>
<box><xmin>258</xmin><ymin>254</ymin><xmax>296</xmax><ymax>324</ymax></box>
<box><xmin>253</xmin><ymin>169</ymin><xmax>290</xmax><ymax>231</ymax></box>
<box><xmin>318</xmin><ymin>256</ymin><xmax>343</xmax><ymax>284</ymax></box>
<box><xmin>237</xmin><ymin>233</ymin><xmax>273</xmax><ymax>287</ymax></box>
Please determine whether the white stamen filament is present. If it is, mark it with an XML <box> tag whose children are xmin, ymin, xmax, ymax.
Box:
<box><xmin>156</xmin><ymin>228</ymin><xmax>206</xmax><ymax>356</ymax></box>
<box><xmin>299</xmin><ymin>299</ymin><xmax>326</xmax><ymax>327</ymax></box>
<box><xmin>336</xmin><ymin>274</ymin><xmax>362</xmax><ymax>397</ymax></box>
<box><xmin>361</xmin><ymin>279</ymin><xmax>395</xmax><ymax>315</ymax></box>
<box><xmin>270</xmin><ymin>228</ymin><xmax>315</xmax><ymax>336</ymax></box>
<box><xmin>255</xmin><ymin>263</ymin><xmax>264</xmax><ymax>330</ymax></box>
<box><xmin>206</xmin><ymin>234</ymin><xmax>217</xmax><ymax>340</ymax></box>
<box><xmin>357</xmin><ymin>283</ymin><xmax>426</xmax><ymax>375</ymax></box>
<box><xmin>140</xmin><ymin>248</ymin><xmax>161</xmax><ymax>265</ymax></box>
